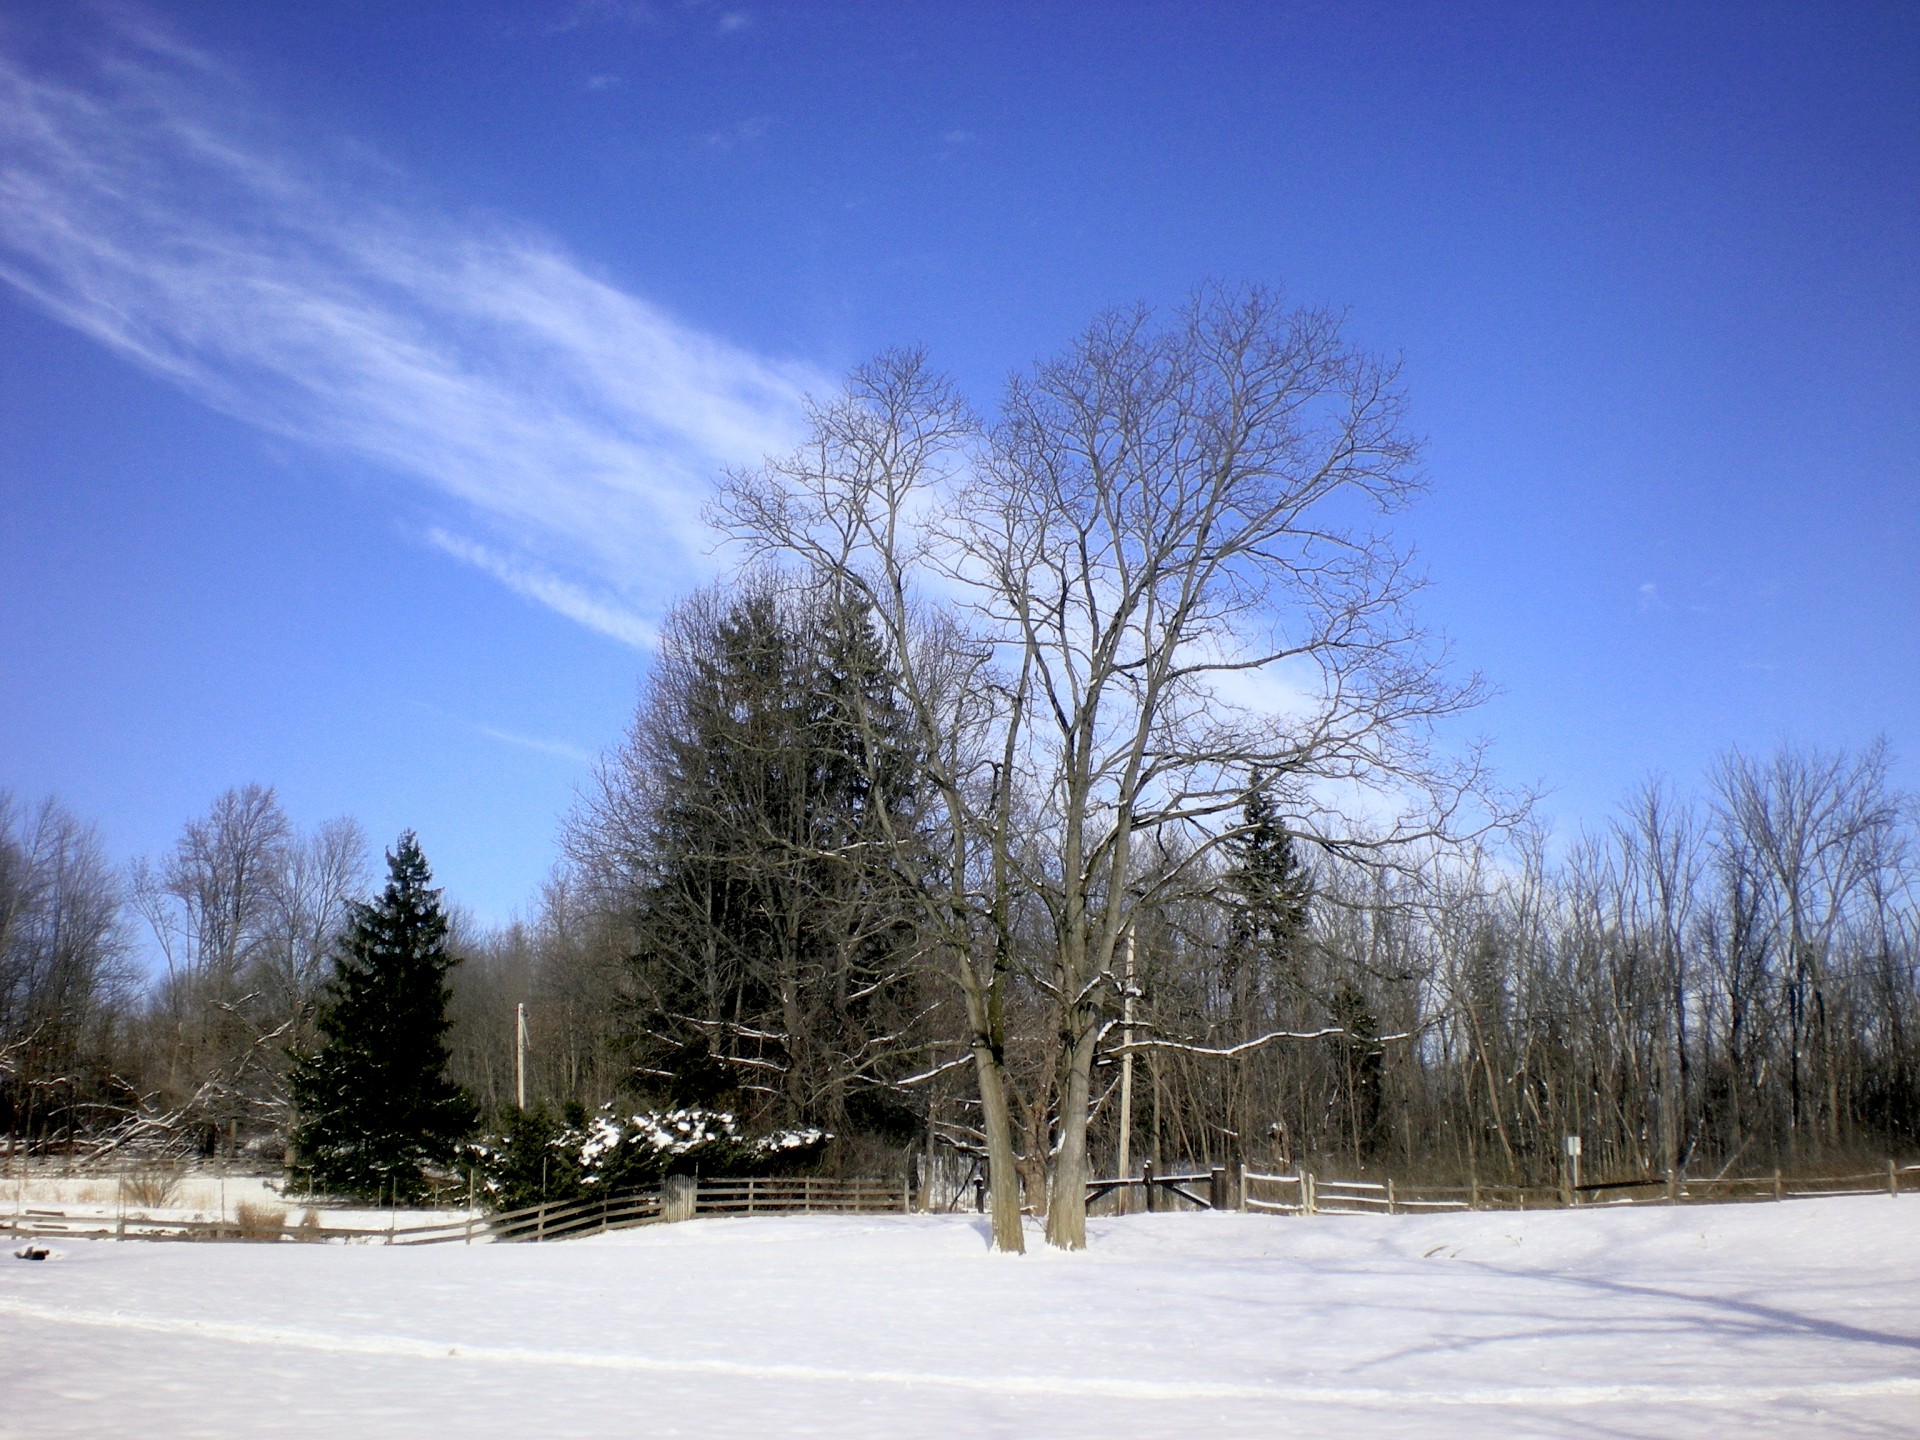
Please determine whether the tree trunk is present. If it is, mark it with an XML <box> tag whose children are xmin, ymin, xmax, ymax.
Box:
<box><xmin>1045</xmin><ymin>1021</ymin><xmax>1099</xmax><ymax>1249</ymax></box>
<box><xmin>959</xmin><ymin>954</ymin><xmax>1025</xmax><ymax>1253</ymax></box>
<box><xmin>970</xmin><ymin>1037</ymin><xmax>1024</xmax><ymax>1253</ymax></box>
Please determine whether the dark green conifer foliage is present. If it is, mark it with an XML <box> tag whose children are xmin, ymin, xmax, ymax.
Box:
<box><xmin>290</xmin><ymin>833</ymin><xmax>476</xmax><ymax>1201</ymax></box>
<box><xmin>612</xmin><ymin>578</ymin><xmax>928</xmax><ymax>1136</ymax></box>
<box><xmin>1223</xmin><ymin>777</ymin><xmax>1313</xmax><ymax>972</ymax></box>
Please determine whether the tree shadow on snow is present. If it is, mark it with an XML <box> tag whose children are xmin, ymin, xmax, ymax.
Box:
<box><xmin>1348</xmin><ymin>1258</ymin><xmax>1920</xmax><ymax>1377</ymax></box>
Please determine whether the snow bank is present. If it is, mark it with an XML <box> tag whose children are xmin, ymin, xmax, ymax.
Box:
<box><xmin>2</xmin><ymin>1198</ymin><xmax>1916</xmax><ymax>1437</ymax></box>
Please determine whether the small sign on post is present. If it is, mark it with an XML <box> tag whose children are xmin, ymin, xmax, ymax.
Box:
<box><xmin>1563</xmin><ymin>1134</ymin><xmax>1582</xmax><ymax>1205</ymax></box>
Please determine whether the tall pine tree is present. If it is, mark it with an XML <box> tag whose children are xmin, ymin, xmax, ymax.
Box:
<box><xmin>290</xmin><ymin>833</ymin><xmax>475</xmax><ymax>1201</ymax></box>
<box><xmin>568</xmin><ymin>575</ymin><xmax>931</xmax><ymax>1141</ymax></box>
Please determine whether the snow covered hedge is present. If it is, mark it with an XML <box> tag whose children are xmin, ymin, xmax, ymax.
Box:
<box><xmin>471</xmin><ymin>1105</ymin><xmax>828</xmax><ymax>1210</ymax></box>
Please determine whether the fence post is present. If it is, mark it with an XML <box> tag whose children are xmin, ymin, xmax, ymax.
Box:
<box><xmin>1209</xmin><ymin>1166</ymin><xmax>1228</xmax><ymax>1211</ymax></box>
<box><xmin>1234</xmin><ymin>1160</ymin><xmax>1247</xmax><ymax>1213</ymax></box>
<box><xmin>535</xmin><ymin>1202</ymin><xmax>547</xmax><ymax>1243</ymax></box>
<box><xmin>1773</xmin><ymin>1168</ymin><xmax>1782</xmax><ymax>1201</ymax></box>
<box><xmin>1666</xmin><ymin>1166</ymin><xmax>1678</xmax><ymax>1205</ymax></box>
<box><xmin>1386</xmin><ymin>1178</ymin><xmax>1396</xmax><ymax>1215</ymax></box>
<box><xmin>1891</xmin><ymin>1159</ymin><xmax>1899</xmax><ymax>1198</ymax></box>
<box><xmin>662</xmin><ymin>1175</ymin><xmax>697</xmax><ymax>1223</ymax></box>
<box><xmin>1143</xmin><ymin>1160</ymin><xmax>1156</xmax><ymax>1213</ymax></box>
<box><xmin>1303</xmin><ymin>1171</ymin><xmax>1316</xmax><ymax>1216</ymax></box>
<box><xmin>973</xmin><ymin>1174</ymin><xmax>985</xmax><ymax>1213</ymax></box>
<box><xmin>1469</xmin><ymin>1176</ymin><xmax>1479</xmax><ymax>1211</ymax></box>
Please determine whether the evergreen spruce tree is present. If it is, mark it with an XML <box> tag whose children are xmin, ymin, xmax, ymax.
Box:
<box><xmin>290</xmin><ymin>833</ymin><xmax>476</xmax><ymax>1201</ymax></box>
<box><xmin>1223</xmin><ymin>776</ymin><xmax>1313</xmax><ymax>969</ymax></box>
<box><xmin>592</xmin><ymin>576</ymin><xmax>929</xmax><ymax>1136</ymax></box>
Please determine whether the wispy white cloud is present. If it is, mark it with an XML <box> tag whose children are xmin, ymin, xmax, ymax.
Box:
<box><xmin>426</xmin><ymin>530</ymin><xmax>659</xmax><ymax>650</ymax></box>
<box><xmin>0</xmin><ymin>13</ymin><xmax>822</xmax><ymax>638</ymax></box>
<box><xmin>475</xmin><ymin>725</ymin><xmax>596</xmax><ymax>766</ymax></box>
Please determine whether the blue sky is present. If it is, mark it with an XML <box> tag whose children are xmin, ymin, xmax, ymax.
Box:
<box><xmin>2</xmin><ymin>2</ymin><xmax>1916</xmax><ymax>924</ymax></box>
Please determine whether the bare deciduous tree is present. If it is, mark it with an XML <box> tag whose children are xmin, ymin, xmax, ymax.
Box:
<box><xmin>131</xmin><ymin>786</ymin><xmax>365</xmax><ymax>1153</ymax></box>
<box><xmin>721</xmin><ymin>286</ymin><xmax>1495</xmax><ymax>1247</ymax></box>
<box><xmin>0</xmin><ymin>794</ymin><xmax>132</xmax><ymax>1153</ymax></box>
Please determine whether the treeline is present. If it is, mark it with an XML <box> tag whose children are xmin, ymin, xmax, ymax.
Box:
<box><xmin>1102</xmin><ymin>743</ymin><xmax>1920</xmax><ymax>1189</ymax></box>
<box><xmin>4</xmin><ymin>291</ymin><xmax>1916</xmax><ymax>1242</ymax></box>
<box><xmin>6</xmin><ymin>658</ymin><xmax>1918</xmax><ymax>1200</ymax></box>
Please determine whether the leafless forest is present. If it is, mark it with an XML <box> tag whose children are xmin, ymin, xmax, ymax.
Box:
<box><xmin>5</xmin><ymin>293</ymin><xmax>1916</xmax><ymax>1247</ymax></box>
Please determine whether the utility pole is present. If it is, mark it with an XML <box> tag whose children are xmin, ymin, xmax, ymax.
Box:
<box><xmin>515</xmin><ymin>1002</ymin><xmax>529</xmax><ymax>1111</ymax></box>
<box><xmin>1117</xmin><ymin>926</ymin><xmax>1137</xmax><ymax>1198</ymax></box>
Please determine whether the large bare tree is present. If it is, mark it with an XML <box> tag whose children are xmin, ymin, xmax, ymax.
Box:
<box><xmin>721</xmin><ymin>286</ymin><xmax>1491</xmax><ymax>1248</ymax></box>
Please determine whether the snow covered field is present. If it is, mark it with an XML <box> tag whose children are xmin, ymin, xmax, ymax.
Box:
<box><xmin>4</xmin><ymin>1198</ymin><xmax>1917</xmax><ymax>1438</ymax></box>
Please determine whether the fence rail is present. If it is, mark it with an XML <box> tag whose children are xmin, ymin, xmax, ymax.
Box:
<box><xmin>487</xmin><ymin>1191</ymin><xmax>664</xmax><ymax>1243</ymax></box>
<box><xmin>1086</xmin><ymin>1163</ymin><xmax>1222</xmax><ymax>1211</ymax></box>
<box><xmin>8</xmin><ymin>1161</ymin><xmax>1913</xmax><ymax>1246</ymax></box>
<box><xmin>0</xmin><ymin>1208</ymin><xmax>485</xmax><ymax>1246</ymax></box>
<box><xmin>3</xmin><ymin>1172</ymin><xmax>911</xmax><ymax>1248</ymax></box>
<box><xmin>1237</xmin><ymin>1159</ymin><xmax>1918</xmax><ymax>1216</ymax></box>
<box><xmin>693</xmin><ymin>1177</ymin><xmax>909</xmax><ymax>1215</ymax></box>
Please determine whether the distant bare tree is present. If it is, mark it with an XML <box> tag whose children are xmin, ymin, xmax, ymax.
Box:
<box><xmin>0</xmin><ymin>794</ymin><xmax>132</xmax><ymax>1153</ymax></box>
<box><xmin>1712</xmin><ymin>741</ymin><xmax>1904</xmax><ymax>1151</ymax></box>
<box><xmin>131</xmin><ymin>786</ymin><xmax>365</xmax><ymax>1154</ymax></box>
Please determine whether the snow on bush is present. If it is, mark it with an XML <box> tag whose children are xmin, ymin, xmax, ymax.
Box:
<box><xmin>471</xmin><ymin>1105</ymin><xmax>827</xmax><ymax>1209</ymax></box>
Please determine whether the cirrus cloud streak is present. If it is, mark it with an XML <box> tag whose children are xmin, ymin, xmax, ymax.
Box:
<box><xmin>0</xmin><ymin>13</ymin><xmax>822</xmax><ymax>646</ymax></box>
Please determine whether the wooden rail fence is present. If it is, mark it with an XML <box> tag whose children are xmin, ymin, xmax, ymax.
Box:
<box><xmin>3</xmin><ymin>1173</ymin><xmax>912</xmax><ymax>1247</ymax></box>
<box><xmin>9</xmin><ymin>1163</ymin><xmax>1911</xmax><ymax>1245</ymax></box>
<box><xmin>691</xmin><ymin>1176</ymin><xmax>909</xmax><ymax>1216</ymax></box>
<box><xmin>1239</xmin><ymin>1159</ymin><xmax>1919</xmax><ymax>1216</ymax></box>
<box><xmin>1</xmin><ymin>1207</ymin><xmax>484</xmax><ymax>1246</ymax></box>
<box><xmin>1086</xmin><ymin>1162</ymin><xmax>1233</xmax><ymax>1212</ymax></box>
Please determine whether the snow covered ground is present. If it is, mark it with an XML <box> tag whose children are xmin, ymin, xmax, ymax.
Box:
<box><xmin>3</xmin><ymin>1198</ymin><xmax>1916</xmax><ymax>1438</ymax></box>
